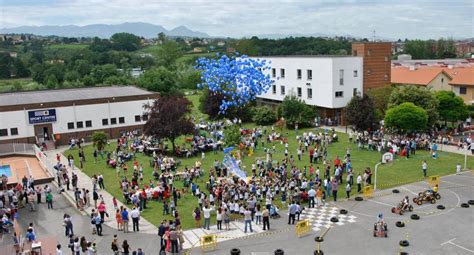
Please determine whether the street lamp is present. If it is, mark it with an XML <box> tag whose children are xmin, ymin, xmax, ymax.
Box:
<box><xmin>464</xmin><ymin>144</ymin><xmax>468</xmax><ymax>170</ymax></box>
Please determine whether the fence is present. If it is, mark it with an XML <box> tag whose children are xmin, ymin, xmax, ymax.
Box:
<box><xmin>33</xmin><ymin>145</ymin><xmax>57</xmax><ymax>176</ymax></box>
<box><xmin>0</xmin><ymin>143</ymin><xmax>35</xmax><ymax>156</ymax></box>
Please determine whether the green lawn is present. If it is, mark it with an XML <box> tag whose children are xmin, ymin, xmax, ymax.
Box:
<box><xmin>66</xmin><ymin>92</ymin><xmax>473</xmax><ymax>230</ymax></box>
<box><xmin>47</xmin><ymin>44</ymin><xmax>89</xmax><ymax>49</ymax></box>
<box><xmin>67</xmin><ymin>123</ymin><xmax>472</xmax><ymax>230</ymax></box>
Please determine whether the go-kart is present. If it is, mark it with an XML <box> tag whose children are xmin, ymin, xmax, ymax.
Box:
<box><xmin>391</xmin><ymin>202</ymin><xmax>413</xmax><ymax>215</ymax></box>
<box><xmin>413</xmin><ymin>191</ymin><xmax>439</xmax><ymax>205</ymax></box>
<box><xmin>373</xmin><ymin>221</ymin><xmax>388</xmax><ymax>237</ymax></box>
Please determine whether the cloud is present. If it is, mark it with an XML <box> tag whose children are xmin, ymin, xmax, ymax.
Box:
<box><xmin>0</xmin><ymin>0</ymin><xmax>472</xmax><ymax>39</ymax></box>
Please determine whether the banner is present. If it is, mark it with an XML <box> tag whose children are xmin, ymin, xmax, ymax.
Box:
<box><xmin>28</xmin><ymin>109</ymin><xmax>57</xmax><ymax>124</ymax></box>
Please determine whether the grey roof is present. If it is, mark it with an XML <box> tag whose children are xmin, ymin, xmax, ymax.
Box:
<box><xmin>0</xmin><ymin>86</ymin><xmax>153</xmax><ymax>107</ymax></box>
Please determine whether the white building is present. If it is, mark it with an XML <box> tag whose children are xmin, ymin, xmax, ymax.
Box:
<box><xmin>252</xmin><ymin>56</ymin><xmax>363</xmax><ymax>124</ymax></box>
<box><xmin>0</xmin><ymin>86</ymin><xmax>157</xmax><ymax>146</ymax></box>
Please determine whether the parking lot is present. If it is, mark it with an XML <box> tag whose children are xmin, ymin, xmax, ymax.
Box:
<box><xmin>191</xmin><ymin>171</ymin><xmax>474</xmax><ymax>255</ymax></box>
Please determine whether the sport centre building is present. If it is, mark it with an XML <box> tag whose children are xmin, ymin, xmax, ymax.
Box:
<box><xmin>0</xmin><ymin>86</ymin><xmax>158</xmax><ymax>147</ymax></box>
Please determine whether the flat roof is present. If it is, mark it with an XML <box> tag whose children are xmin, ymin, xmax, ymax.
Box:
<box><xmin>0</xmin><ymin>86</ymin><xmax>153</xmax><ymax>107</ymax></box>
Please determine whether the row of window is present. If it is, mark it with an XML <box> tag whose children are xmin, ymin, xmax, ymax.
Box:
<box><xmin>0</xmin><ymin>128</ymin><xmax>18</xmax><ymax>137</ymax></box>
<box><xmin>135</xmin><ymin>115</ymin><xmax>148</xmax><ymax>122</ymax></box>
<box><xmin>271</xmin><ymin>68</ymin><xmax>359</xmax><ymax>83</ymax></box>
<box><xmin>67</xmin><ymin>117</ymin><xmax>126</xmax><ymax>130</ymax></box>
<box><xmin>272</xmin><ymin>85</ymin><xmax>357</xmax><ymax>99</ymax></box>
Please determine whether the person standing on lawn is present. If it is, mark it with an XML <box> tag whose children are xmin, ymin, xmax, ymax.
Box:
<box><xmin>422</xmin><ymin>160</ymin><xmax>428</xmax><ymax>177</ymax></box>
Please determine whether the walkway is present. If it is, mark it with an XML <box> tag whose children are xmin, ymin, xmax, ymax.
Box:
<box><xmin>37</xmin><ymin>146</ymin><xmax>158</xmax><ymax>234</ymax></box>
<box><xmin>320</xmin><ymin>125</ymin><xmax>473</xmax><ymax>157</ymax></box>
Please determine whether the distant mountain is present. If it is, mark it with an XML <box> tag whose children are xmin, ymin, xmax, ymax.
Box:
<box><xmin>0</xmin><ymin>22</ymin><xmax>210</xmax><ymax>38</ymax></box>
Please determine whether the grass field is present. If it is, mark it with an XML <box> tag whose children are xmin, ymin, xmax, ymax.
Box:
<box><xmin>67</xmin><ymin>95</ymin><xmax>473</xmax><ymax>230</ymax></box>
<box><xmin>47</xmin><ymin>44</ymin><xmax>89</xmax><ymax>49</ymax></box>
<box><xmin>0</xmin><ymin>78</ymin><xmax>42</xmax><ymax>93</ymax></box>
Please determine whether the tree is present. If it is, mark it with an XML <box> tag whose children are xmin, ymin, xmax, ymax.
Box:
<box><xmin>138</xmin><ymin>66</ymin><xmax>177</xmax><ymax>94</ymax></box>
<box><xmin>92</xmin><ymin>131</ymin><xmax>108</xmax><ymax>151</ymax></box>
<box><xmin>178</xmin><ymin>69</ymin><xmax>201</xmax><ymax>90</ymax></box>
<box><xmin>89</xmin><ymin>37</ymin><xmax>112</xmax><ymax>52</ymax></box>
<box><xmin>74</xmin><ymin>59</ymin><xmax>93</xmax><ymax>77</ymax></box>
<box><xmin>366</xmin><ymin>86</ymin><xmax>394</xmax><ymax>120</ymax></box>
<box><xmin>0</xmin><ymin>53</ymin><xmax>12</xmax><ymax>78</ymax></box>
<box><xmin>252</xmin><ymin>106</ymin><xmax>277</xmax><ymax>125</ymax></box>
<box><xmin>279</xmin><ymin>94</ymin><xmax>317</xmax><ymax>128</ymax></box>
<box><xmin>82</xmin><ymin>75</ymin><xmax>96</xmax><ymax>86</ymax></box>
<box><xmin>435</xmin><ymin>91</ymin><xmax>469</xmax><ymax>124</ymax></box>
<box><xmin>385</xmin><ymin>103</ymin><xmax>428</xmax><ymax>133</ymax></box>
<box><xmin>64</xmin><ymin>70</ymin><xmax>81</xmax><ymax>82</ymax></box>
<box><xmin>403</xmin><ymin>40</ymin><xmax>434</xmax><ymax>59</ymax></box>
<box><xmin>389</xmin><ymin>85</ymin><xmax>439</xmax><ymax>128</ymax></box>
<box><xmin>199</xmin><ymin>89</ymin><xmax>224</xmax><ymax>119</ymax></box>
<box><xmin>435</xmin><ymin>38</ymin><xmax>456</xmax><ymax>58</ymax></box>
<box><xmin>12</xmin><ymin>59</ymin><xmax>30</xmax><ymax>77</ymax></box>
<box><xmin>346</xmin><ymin>95</ymin><xmax>378</xmax><ymax>131</ymax></box>
<box><xmin>46</xmin><ymin>74</ymin><xmax>59</xmax><ymax>89</ymax></box>
<box><xmin>223</xmin><ymin>125</ymin><xmax>241</xmax><ymax>147</ymax></box>
<box><xmin>110</xmin><ymin>33</ymin><xmax>141</xmax><ymax>51</ymax></box>
<box><xmin>156</xmin><ymin>40</ymin><xmax>182</xmax><ymax>69</ymax></box>
<box><xmin>143</xmin><ymin>94</ymin><xmax>194</xmax><ymax>152</ymax></box>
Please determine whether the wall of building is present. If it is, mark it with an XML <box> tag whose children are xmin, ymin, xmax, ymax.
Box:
<box><xmin>253</xmin><ymin>56</ymin><xmax>363</xmax><ymax>109</ymax></box>
<box><xmin>352</xmin><ymin>42</ymin><xmax>391</xmax><ymax>91</ymax></box>
<box><xmin>0</xmin><ymin>99</ymin><xmax>151</xmax><ymax>144</ymax></box>
<box><xmin>427</xmin><ymin>73</ymin><xmax>453</xmax><ymax>91</ymax></box>
<box><xmin>452</xmin><ymin>85</ymin><xmax>474</xmax><ymax>105</ymax></box>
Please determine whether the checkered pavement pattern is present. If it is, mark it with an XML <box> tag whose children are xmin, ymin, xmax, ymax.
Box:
<box><xmin>299</xmin><ymin>205</ymin><xmax>357</xmax><ymax>232</ymax></box>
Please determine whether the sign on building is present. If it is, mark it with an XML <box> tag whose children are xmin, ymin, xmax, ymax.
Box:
<box><xmin>28</xmin><ymin>109</ymin><xmax>57</xmax><ymax>124</ymax></box>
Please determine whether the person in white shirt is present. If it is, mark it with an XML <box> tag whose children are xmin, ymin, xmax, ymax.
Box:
<box><xmin>203</xmin><ymin>205</ymin><xmax>214</xmax><ymax>230</ymax></box>
<box><xmin>56</xmin><ymin>244</ymin><xmax>63</xmax><ymax>255</ymax></box>
<box><xmin>308</xmin><ymin>188</ymin><xmax>316</xmax><ymax>208</ymax></box>
<box><xmin>130</xmin><ymin>207</ymin><xmax>140</xmax><ymax>232</ymax></box>
<box><xmin>357</xmin><ymin>173</ymin><xmax>362</xmax><ymax>193</ymax></box>
<box><xmin>456</xmin><ymin>163</ymin><xmax>462</xmax><ymax>174</ymax></box>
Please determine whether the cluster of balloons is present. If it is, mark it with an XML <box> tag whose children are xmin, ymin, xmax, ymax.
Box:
<box><xmin>195</xmin><ymin>53</ymin><xmax>272</xmax><ymax>114</ymax></box>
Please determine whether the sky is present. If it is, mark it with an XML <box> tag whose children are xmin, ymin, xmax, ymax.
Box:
<box><xmin>1</xmin><ymin>0</ymin><xmax>473</xmax><ymax>39</ymax></box>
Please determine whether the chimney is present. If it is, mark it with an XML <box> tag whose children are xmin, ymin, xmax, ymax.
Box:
<box><xmin>409</xmin><ymin>65</ymin><xmax>416</xmax><ymax>71</ymax></box>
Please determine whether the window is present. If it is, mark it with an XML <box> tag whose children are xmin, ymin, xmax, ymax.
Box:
<box><xmin>67</xmin><ymin>122</ymin><xmax>75</xmax><ymax>130</ymax></box>
<box><xmin>110</xmin><ymin>118</ymin><xmax>117</xmax><ymax>125</ymax></box>
<box><xmin>385</xmin><ymin>56</ymin><xmax>389</xmax><ymax>62</ymax></box>
<box><xmin>10</xmin><ymin>128</ymin><xmax>18</xmax><ymax>136</ymax></box>
<box><xmin>102</xmin><ymin>119</ymin><xmax>109</xmax><ymax>126</ymax></box>
<box><xmin>280</xmin><ymin>68</ymin><xmax>285</xmax><ymax>78</ymax></box>
<box><xmin>367</xmin><ymin>49</ymin><xmax>372</xmax><ymax>56</ymax></box>
<box><xmin>460</xmin><ymin>86</ymin><xmax>467</xmax><ymax>95</ymax></box>
<box><xmin>353</xmin><ymin>88</ymin><xmax>358</xmax><ymax>96</ymax></box>
<box><xmin>297</xmin><ymin>69</ymin><xmax>302</xmax><ymax>79</ymax></box>
<box><xmin>384</xmin><ymin>74</ymin><xmax>388</xmax><ymax>81</ymax></box>
<box><xmin>76</xmin><ymin>121</ymin><xmax>84</xmax><ymax>129</ymax></box>
<box><xmin>280</xmin><ymin>86</ymin><xmax>285</xmax><ymax>95</ymax></box>
<box><xmin>272</xmin><ymin>85</ymin><xmax>277</xmax><ymax>94</ymax></box>
<box><xmin>0</xmin><ymin>129</ymin><xmax>8</xmax><ymax>137</ymax></box>
<box><xmin>335</xmin><ymin>91</ymin><xmax>344</xmax><ymax>98</ymax></box>
<box><xmin>135</xmin><ymin>115</ymin><xmax>141</xmax><ymax>122</ymax></box>
<box><xmin>352</xmin><ymin>50</ymin><xmax>358</xmax><ymax>56</ymax></box>
<box><xmin>297</xmin><ymin>87</ymin><xmax>302</xmax><ymax>97</ymax></box>
<box><xmin>307</xmin><ymin>88</ymin><xmax>313</xmax><ymax>99</ymax></box>
<box><xmin>142</xmin><ymin>114</ymin><xmax>148</xmax><ymax>121</ymax></box>
<box><xmin>85</xmin><ymin>120</ymin><xmax>92</xmax><ymax>128</ymax></box>
<box><xmin>307</xmin><ymin>70</ymin><xmax>312</xmax><ymax>80</ymax></box>
<box><xmin>368</xmin><ymin>69</ymin><xmax>372</xmax><ymax>75</ymax></box>
<box><xmin>441</xmin><ymin>78</ymin><xmax>444</xmax><ymax>83</ymax></box>
<box><xmin>353</xmin><ymin>70</ymin><xmax>358</xmax><ymax>77</ymax></box>
<box><xmin>272</xmin><ymin>68</ymin><xmax>276</xmax><ymax>78</ymax></box>
<box><xmin>119</xmin><ymin>117</ymin><xmax>125</xmax><ymax>124</ymax></box>
<box><xmin>339</xmin><ymin>69</ymin><xmax>344</xmax><ymax>85</ymax></box>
